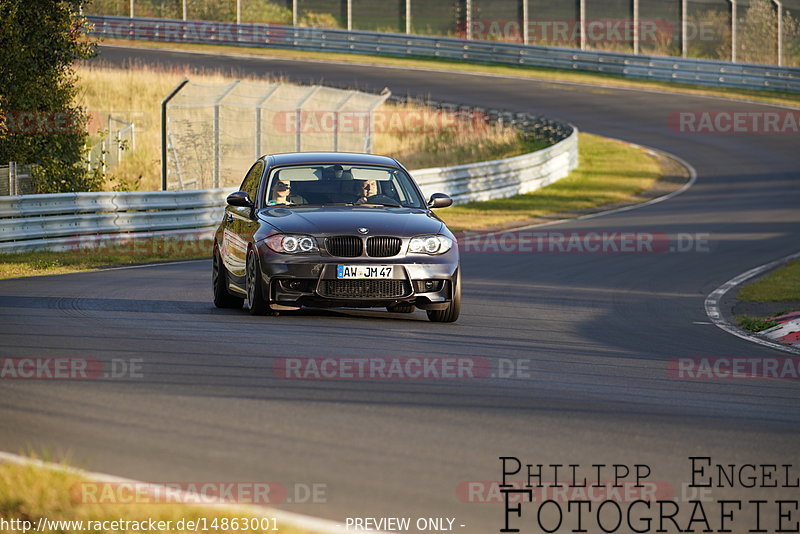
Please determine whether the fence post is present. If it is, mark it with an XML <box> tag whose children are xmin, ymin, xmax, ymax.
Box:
<box><xmin>9</xmin><ymin>161</ymin><xmax>16</xmax><ymax>197</ymax></box>
<box><xmin>681</xmin><ymin>0</ymin><xmax>688</xmax><ymax>58</ymax></box>
<box><xmin>346</xmin><ymin>0</ymin><xmax>352</xmax><ymax>31</ymax></box>
<box><xmin>237</xmin><ymin>0</ymin><xmax>241</xmax><ymax>24</ymax></box>
<box><xmin>295</xmin><ymin>86</ymin><xmax>322</xmax><ymax>152</ymax></box>
<box><xmin>729</xmin><ymin>0</ymin><xmax>737</xmax><ymax>62</ymax></box>
<box><xmin>633</xmin><ymin>0</ymin><xmax>639</xmax><ymax>54</ymax></box>
<box><xmin>182</xmin><ymin>0</ymin><xmax>187</xmax><ymax>20</ymax></box>
<box><xmin>522</xmin><ymin>0</ymin><xmax>529</xmax><ymax>44</ymax></box>
<box><xmin>129</xmin><ymin>0</ymin><xmax>134</xmax><ymax>18</ymax></box>
<box><xmin>161</xmin><ymin>78</ymin><xmax>189</xmax><ymax>191</ymax></box>
<box><xmin>293</xmin><ymin>0</ymin><xmax>298</xmax><ymax>26</ymax></box>
<box><xmin>579</xmin><ymin>0</ymin><xmax>586</xmax><ymax>50</ymax></box>
<box><xmin>773</xmin><ymin>0</ymin><xmax>783</xmax><ymax>66</ymax></box>
<box><xmin>213</xmin><ymin>81</ymin><xmax>240</xmax><ymax>189</ymax></box>
<box><xmin>405</xmin><ymin>0</ymin><xmax>411</xmax><ymax>34</ymax></box>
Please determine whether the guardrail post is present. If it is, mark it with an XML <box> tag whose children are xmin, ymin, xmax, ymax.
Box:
<box><xmin>161</xmin><ymin>78</ymin><xmax>189</xmax><ymax>191</ymax></box>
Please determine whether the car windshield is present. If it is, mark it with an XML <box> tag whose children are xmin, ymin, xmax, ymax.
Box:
<box><xmin>264</xmin><ymin>164</ymin><xmax>425</xmax><ymax>208</ymax></box>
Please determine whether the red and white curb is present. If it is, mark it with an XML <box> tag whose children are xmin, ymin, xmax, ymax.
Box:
<box><xmin>705</xmin><ymin>250</ymin><xmax>800</xmax><ymax>356</ymax></box>
<box><xmin>762</xmin><ymin>313</ymin><xmax>800</xmax><ymax>348</ymax></box>
<box><xmin>0</xmin><ymin>451</ymin><xmax>352</xmax><ymax>534</ymax></box>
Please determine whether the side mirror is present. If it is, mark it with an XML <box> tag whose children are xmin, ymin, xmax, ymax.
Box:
<box><xmin>428</xmin><ymin>193</ymin><xmax>453</xmax><ymax>209</ymax></box>
<box><xmin>227</xmin><ymin>191</ymin><xmax>254</xmax><ymax>208</ymax></box>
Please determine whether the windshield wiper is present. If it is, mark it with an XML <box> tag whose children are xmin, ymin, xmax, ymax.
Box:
<box><xmin>360</xmin><ymin>202</ymin><xmax>403</xmax><ymax>208</ymax></box>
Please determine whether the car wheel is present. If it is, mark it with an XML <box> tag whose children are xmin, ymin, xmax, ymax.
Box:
<box><xmin>213</xmin><ymin>247</ymin><xmax>243</xmax><ymax>309</ymax></box>
<box><xmin>387</xmin><ymin>302</ymin><xmax>415</xmax><ymax>313</ymax></box>
<box><xmin>427</xmin><ymin>268</ymin><xmax>461</xmax><ymax>323</ymax></box>
<box><xmin>246</xmin><ymin>249</ymin><xmax>269</xmax><ymax>316</ymax></box>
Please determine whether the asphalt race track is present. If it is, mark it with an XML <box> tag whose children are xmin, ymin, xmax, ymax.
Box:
<box><xmin>1</xmin><ymin>46</ymin><xmax>799</xmax><ymax>532</ymax></box>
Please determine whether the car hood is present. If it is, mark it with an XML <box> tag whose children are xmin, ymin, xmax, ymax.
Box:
<box><xmin>257</xmin><ymin>206</ymin><xmax>444</xmax><ymax>237</ymax></box>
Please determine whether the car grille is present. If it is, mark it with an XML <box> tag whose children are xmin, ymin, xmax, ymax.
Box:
<box><xmin>326</xmin><ymin>236</ymin><xmax>363</xmax><ymax>257</ymax></box>
<box><xmin>319</xmin><ymin>280</ymin><xmax>410</xmax><ymax>299</ymax></box>
<box><xmin>366</xmin><ymin>236</ymin><xmax>402</xmax><ymax>257</ymax></box>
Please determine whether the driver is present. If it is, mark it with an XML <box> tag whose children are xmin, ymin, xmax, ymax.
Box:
<box><xmin>270</xmin><ymin>179</ymin><xmax>307</xmax><ymax>205</ymax></box>
<box><xmin>352</xmin><ymin>179</ymin><xmax>378</xmax><ymax>203</ymax></box>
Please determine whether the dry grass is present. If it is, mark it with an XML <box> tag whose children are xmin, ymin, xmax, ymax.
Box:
<box><xmin>75</xmin><ymin>64</ymin><xmax>538</xmax><ymax>191</ymax></box>
<box><xmin>0</xmin><ymin>458</ymin><xmax>309</xmax><ymax>534</ymax></box>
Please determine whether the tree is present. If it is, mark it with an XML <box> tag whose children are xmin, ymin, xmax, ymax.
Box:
<box><xmin>0</xmin><ymin>0</ymin><xmax>99</xmax><ymax>192</ymax></box>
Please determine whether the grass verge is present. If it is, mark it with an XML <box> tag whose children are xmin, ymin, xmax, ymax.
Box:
<box><xmin>0</xmin><ymin>458</ymin><xmax>307</xmax><ymax>534</ymax></box>
<box><xmin>98</xmin><ymin>39</ymin><xmax>800</xmax><ymax>109</ymax></box>
<box><xmin>0</xmin><ymin>237</ymin><xmax>211</xmax><ymax>279</ymax></box>
<box><xmin>737</xmin><ymin>260</ymin><xmax>800</xmax><ymax>302</ymax></box>
<box><xmin>439</xmin><ymin>132</ymin><xmax>666</xmax><ymax>232</ymax></box>
<box><xmin>0</xmin><ymin>132</ymin><xmax>678</xmax><ymax>279</ymax></box>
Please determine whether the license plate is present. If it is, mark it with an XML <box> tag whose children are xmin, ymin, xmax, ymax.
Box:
<box><xmin>336</xmin><ymin>265</ymin><xmax>394</xmax><ymax>279</ymax></box>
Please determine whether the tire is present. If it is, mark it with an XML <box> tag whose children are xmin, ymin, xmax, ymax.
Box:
<box><xmin>213</xmin><ymin>248</ymin><xmax>244</xmax><ymax>309</ymax></box>
<box><xmin>245</xmin><ymin>249</ymin><xmax>269</xmax><ymax>316</ymax></box>
<box><xmin>427</xmin><ymin>268</ymin><xmax>461</xmax><ymax>323</ymax></box>
<box><xmin>387</xmin><ymin>302</ymin><xmax>415</xmax><ymax>313</ymax></box>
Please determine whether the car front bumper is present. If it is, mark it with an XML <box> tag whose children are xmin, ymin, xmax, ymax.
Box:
<box><xmin>255</xmin><ymin>244</ymin><xmax>459</xmax><ymax>310</ymax></box>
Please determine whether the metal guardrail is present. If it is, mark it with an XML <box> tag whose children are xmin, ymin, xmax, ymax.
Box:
<box><xmin>414</xmin><ymin>128</ymin><xmax>578</xmax><ymax>204</ymax></box>
<box><xmin>0</xmin><ymin>131</ymin><xmax>579</xmax><ymax>253</ymax></box>
<box><xmin>0</xmin><ymin>188</ymin><xmax>233</xmax><ymax>252</ymax></box>
<box><xmin>87</xmin><ymin>15</ymin><xmax>800</xmax><ymax>93</ymax></box>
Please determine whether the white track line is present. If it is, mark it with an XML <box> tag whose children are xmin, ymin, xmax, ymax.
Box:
<box><xmin>704</xmin><ymin>251</ymin><xmax>800</xmax><ymax>356</ymax></box>
<box><xmin>0</xmin><ymin>451</ymin><xmax>353</xmax><ymax>534</ymax></box>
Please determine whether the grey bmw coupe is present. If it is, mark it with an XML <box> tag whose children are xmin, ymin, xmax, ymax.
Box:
<box><xmin>212</xmin><ymin>152</ymin><xmax>461</xmax><ymax>322</ymax></box>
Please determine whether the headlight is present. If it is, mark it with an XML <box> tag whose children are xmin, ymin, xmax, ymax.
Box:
<box><xmin>265</xmin><ymin>234</ymin><xmax>319</xmax><ymax>254</ymax></box>
<box><xmin>408</xmin><ymin>235</ymin><xmax>453</xmax><ymax>255</ymax></box>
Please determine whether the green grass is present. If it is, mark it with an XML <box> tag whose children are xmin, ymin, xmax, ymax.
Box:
<box><xmin>0</xmin><ymin>237</ymin><xmax>211</xmax><ymax>279</ymax></box>
<box><xmin>0</xmin><ymin>458</ymin><xmax>308</xmax><ymax>534</ymax></box>
<box><xmin>101</xmin><ymin>38</ymin><xmax>800</xmax><ymax>109</ymax></box>
<box><xmin>736</xmin><ymin>315</ymin><xmax>780</xmax><ymax>332</ymax></box>
<box><xmin>737</xmin><ymin>260</ymin><xmax>800</xmax><ymax>302</ymax></box>
<box><xmin>439</xmin><ymin>132</ymin><xmax>664</xmax><ymax>232</ymax></box>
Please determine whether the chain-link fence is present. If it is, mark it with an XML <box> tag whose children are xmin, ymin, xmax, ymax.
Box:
<box><xmin>0</xmin><ymin>163</ymin><xmax>34</xmax><ymax>196</ymax></box>
<box><xmin>164</xmin><ymin>80</ymin><xmax>390</xmax><ymax>190</ymax></box>
<box><xmin>87</xmin><ymin>116</ymin><xmax>136</xmax><ymax>176</ymax></box>
<box><xmin>85</xmin><ymin>0</ymin><xmax>800</xmax><ymax>66</ymax></box>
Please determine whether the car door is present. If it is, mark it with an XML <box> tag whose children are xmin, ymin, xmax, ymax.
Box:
<box><xmin>222</xmin><ymin>160</ymin><xmax>264</xmax><ymax>286</ymax></box>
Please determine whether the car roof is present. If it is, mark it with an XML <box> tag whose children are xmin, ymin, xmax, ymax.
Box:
<box><xmin>266</xmin><ymin>152</ymin><xmax>401</xmax><ymax>167</ymax></box>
